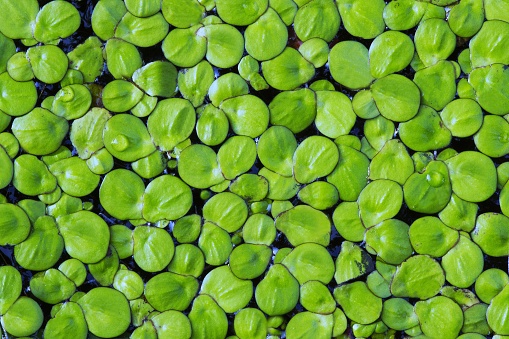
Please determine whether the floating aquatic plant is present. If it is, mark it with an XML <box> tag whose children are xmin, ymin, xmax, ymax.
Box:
<box><xmin>1</xmin><ymin>0</ymin><xmax>509</xmax><ymax>338</ymax></box>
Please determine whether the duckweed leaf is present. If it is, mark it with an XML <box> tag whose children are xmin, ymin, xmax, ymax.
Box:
<box><xmin>371</xmin><ymin>74</ymin><xmax>420</xmax><ymax>122</ymax></box>
<box><xmin>133</xmin><ymin>61</ymin><xmax>177</xmax><ymax>98</ymax></box>
<box><xmin>315</xmin><ymin>91</ymin><xmax>356</xmax><ymax>138</ymax></box>
<box><xmin>294</xmin><ymin>0</ymin><xmax>340</xmax><ymax>42</ymax></box>
<box><xmin>51</xmin><ymin>84</ymin><xmax>92</xmax><ymax>120</ymax></box>
<box><xmin>203</xmin><ymin>192</ymin><xmax>248</xmax><ymax>233</ymax></box>
<box><xmin>102</xmin><ymin>80</ymin><xmax>143</xmax><ymax>113</ymax></box>
<box><xmin>244</xmin><ymin>8</ymin><xmax>288</xmax><ymax>61</ymax></box>
<box><xmin>229</xmin><ymin>243</ymin><xmax>271</xmax><ymax>280</ymax></box>
<box><xmin>441</xmin><ymin>235</ymin><xmax>483</xmax><ymax>288</ymax></box>
<box><xmin>13</xmin><ymin>154</ymin><xmax>56</xmax><ymax>196</ymax></box>
<box><xmin>441</xmin><ymin>98</ymin><xmax>483</xmax><ymax>138</ymax></box>
<box><xmin>391</xmin><ymin>255</ymin><xmax>445</xmax><ymax>299</ymax></box>
<box><xmin>14</xmin><ymin>216</ymin><xmax>64</xmax><ymax>271</ymax></box>
<box><xmin>409</xmin><ymin>216</ymin><xmax>458</xmax><ymax>257</ymax></box>
<box><xmin>145</xmin><ymin>272</ymin><xmax>199</xmax><ymax>312</ymax></box>
<box><xmin>438</xmin><ymin>193</ymin><xmax>478</xmax><ymax>232</ymax></box>
<box><xmin>276</xmin><ymin>205</ymin><xmax>330</xmax><ymax>246</ymax></box>
<box><xmin>329</xmin><ymin>41</ymin><xmax>372</xmax><ymax>89</ymax></box>
<box><xmin>469</xmin><ymin>64</ymin><xmax>509</xmax><ymax>116</ymax></box>
<box><xmin>414</xmin><ymin>296</ymin><xmax>462</xmax><ymax>339</ymax></box>
<box><xmin>220</xmin><ymin>95</ymin><xmax>269</xmax><ymax>138</ymax></box>
<box><xmin>2</xmin><ymin>296</ymin><xmax>43</xmax><ymax>337</ymax></box>
<box><xmin>462</xmin><ymin>303</ymin><xmax>490</xmax><ymax>335</ymax></box>
<box><xmin>196</xmin><ymin>105</ymin><xmax>229</xmax><ymax>146</ymax></box>
<box><xmin>147</xmin><ymin>98</ymin><xmax>195</xmax><ymax>151</ymax></box>
<box><xmin>125</xmin><ymin>0</ymin><xmax>160</xmax><ymax>17</ymax></box>
<box><xmin>413</xmin><ymin>60</ymin><xmax>456</xmax><ymax>111</ymax></box>
<box><xmin>189</xmin><ymin>295</ymin><xmax>228</xmax><ymax>339</ymax></box>
<box><xmin>217</xmin><ymin>136</ymin><xmax>257</xmax><ymax>180</ymax></box>
<box><xmin>259</xmin><ymin>167</ymin><xmax>300</xmax><ymax>200</ymax></box>
<box><xmin>242</xmin><ymin>213</ymin><xmax>277</xmax><ymax>245</ymax></box>
<box><xmin>201</xmin><ymin>265</ymin><xmax>253</xmax><ymax>313</ymax></box>
<box><xmin>334</xmin><ymin>241</ymin><xmax>373</xmax><ymax>285</ymax></box>
<box><xmin>0</xmin><ymin>265</ymin><xmax>22</xmax><ymax>315</ymax></box>
<box><xmin>298</xmin><ymin>181</ymin><xmax>339</xmax><ymax>210</ymax></box>
<box><xmin>269</xmin><ymin>88</ymin><xmax>316</xmax><ymax>133</ymax></box>
<box><xmin>229</xmin><ymin>174</ymin><xmax>268</xmax><ymax>202</ymax></box>
<box><xmin>173</xmin><ymin>214</ymin><xmax>202</xmax><ymax>244</ymax></box>
<box><xmin>0</xmin><ymin>73</ymin><xmax>37</xmax><ymax>116</ymax></box>
<box><xmin>162</xmin><ymin>25</ymin><xmax>207</xmax><ymax>68</ymax></box>
<box><xmin>133</xmin><ymin>226</ymin><xmax>174</xmax><ymax>273</ymax></box>
<box><xmin>399</xmin><ymin>105</ymin><xmax>452</xmax><ymax>151</ymax></box>
<box><xmin>30</xmin><ymin>269</ymin><xmax>76</xmax><ymax>304</ymax></box>
<box><xmin>151</xmin><ymin>310</ymin><xmax>192</xmax><ymax>339</ymax></box>
<box><xmin>234</xmin><ymin>308</ymin><xmax>267</xmax><ymax>339</ymax></box>
<box><xmin>364</xmin><ymin>115</ymin><xmax>395</xmax><ymax>151</ymax></box>
<box><xmin>43</xmin><ymin>301</ymin><xmax>88</xmax><ymax>339</ymax></box>
<box><xmin>178</xmin><ymin>144</ymin><xmax>224</xmax><ymax>189</ymax></box>
<box><xmin>282</xmin><ymin>243</ymin><xmax>335</xmax><ymax>284</ymax></box>
<box><xmin>358</xmin><ymin>179</ymin><xmax>402</xmax><ymax>228</ymax></box>
<box><xmin>0</xmin><ymin>146</ymin><xmax>12</xmax><ymax>189</ymax></box>
<box><xmin>255</xmin><ymin>264</ymin><xmax>299</xmax><ymax>316</ymax></box>
<box><xmin>99</xmin><ymin>169</ymin><xmax>144</xmax><ymax>220</ymax></box>
<box><xmin>198</xmin><ymin>222</ymin><xmax>233</xmax><ymax>265</ymax></box>
<box><xmin>327</xmin><ymin>145</ymin><xmax>369</xmax><ymax>201</ymax></box>
<box><xmin>12</xmin><ymin>108</ymin><xmax>69</xmax><ymax>156</ymax></box>
<box><xmin>58</xmin><ymin>258</ymin><xmax>87</xmax><ymax>287</ymax></box>
<box><xmin>381</xmin><ymin>298</ymin><xmax>419</xmax><ymax>331</ymax></box>
<box><xmin>261</xmin><ymin>47</ymin><xmax>315</xmax><ymax>90</ymax></box>
<box><xmin>403</xmin><ymin>160</ymin><xmax>452</xmax><ymax>214</ymax></box>
<box><xmin>369</xmin><ymin>140</ymin><xmax>414</xmax><ymax>185</ymax></box>
<box><xmin>215</xmin><ymin>0</ymin><xmax>268</xmax><ymax>25</ymax></box>
<box><xmin>365</xmin><ymin>219</ymin><xmax>412</xmax><ymax>265</ymax></box>
<box><xmin>337</xmin><ymin>0</ymin><xmax>385</xmax><ymax>39</ymax></box>
<box><xmin>470</xmin><ymin>20</ymin><xmax>509</xmax><ymax>68</ymax></box>
<box><xmin>476</xmin><ymin>268</ymin><xmax>509</xmax><ymax>304</ymax></box>
<box><xmin>257</xmin><ymin>126</ymin><xmax>297</xmax><ymax>177</ymax></box>
<box><xmin>369</xmin><ymin>31</ymin><xmax>414</xmax><ymax>78</ymax></box>
<box><xmin>299</xmin><ymin>38</ymin><xmax>330</xmax><ymax>68</ymax></box>
<box><xmin>383</xmin><ymin>0</ymin><xmax>426</xmax><ymax>31</ymax></box>
<box><xmin>103</xmin><ymin>113</ymin><xmax>155</xmax><ymax>162</ymax></box>
<box><xmin>161</xmin><ymin>0</ymin><xmax>204</xmax><ymax>28</ymax></box>
<box><xmin>448</xmin><ymin>0</ymin><xmax>484</xmax><ymax>38</ymax></box>
<box><xmin>178</xmin><ymin>61</ymin><xmax>214</xmax><ymax>107</ymax></box>
<box><xmin>56</xmin><ymin>211</ymin><xmax>109</xmax><ymax>264</ymax></box>
<box><xmin>27</xmin><ymin>45</ymin><xmax>68</xmax><ymax>84</ymax></box>
<box><xmin>77</xmin><ymin>287</ymin><xmax>130</xmax><ymax>338</ymax></box>
<box><xmin>34</xmin><ymin>1</ymin><xmax>80</xmax><ymax>43</ymax></box>
<box><xmin>104</xmin><ymin>39</ymin><xmax>142</xmax><ymax>79</ymax></box>
<box><xmin>286</xmin><ymin>313</ymin><xmax>333</xmax><ymax>339</ymax></box>
<box><xmin>115</xmin><ymin>12</ymin><xmax>169</xmax><ymax>47</ymax></box>
<box><xmin>332</xmin><ymin>202</ymin><xmax>365</xmax><ymax>242</ymax></box>
<box><xmin>445</xmin><ymin>151</ymin><xmax>497</xmax><ymax>203</ymax></box>
<box><xmin>49</xmin><ymin>157</ymin><xmax>100</xmax><ymax>197</ymax></box>
<box><xmin>414</xmin><ymin>18</ymin><xmax>456</xmax><ymax>67</ymax></box>
<box><xmin>142</xmin><ymin>175</ymin><xmax>192</xmax><ymax>222</ymax></box>
<box><xmin>0</xmin><ymin>0</ymin><xmax>38</xmax><ymax>39</ymax></box>
<box><xmin>334</xmin><ymin>281</ymin><xmax>382</xmax><ymax>325</ymax></box>
<box><xmin>89</xmin><ymin>246</ymin><xmax>119</xmax><ymax>286</ymax></box>
<box><xmin>474</xmin><ymin>115</ymin><xmax>509</xmax><ymax>158</ymax></box>
<box><xmin>300</xmin><ymin>281</ymin><xmax>335</xmax><ymax>314</ymax></box>
<box><xmin>293</xmin><ymin>136</ymin><xmax>339</xmax><ymax>184</ymax></box>
<box><xmin>201</xmin><ymin>24</ymin><xmax>244</xmax><ymax>69</ymax></box>
<box><xmin>168</xmin><ymin>244</ymin><xmax>205</xmax><ymax>278</ymax></box>
<box><xmin>472</xmin><ymin>213</ymin><xmax>509</xmax><ymax>257</ymax></box>
<box><xmin>70</xmin><ymin>108</ymin><xmax>110</xmax><ymax>159</ymax></box>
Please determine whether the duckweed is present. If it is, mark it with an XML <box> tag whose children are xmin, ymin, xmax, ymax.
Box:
<box><xmin>1</xmin><ymin>0</ymin><xmax>509</xmax><ymax>338</ymax></box>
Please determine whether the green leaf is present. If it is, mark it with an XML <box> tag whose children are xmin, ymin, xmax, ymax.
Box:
<box><xmin>77</xmin><ymin>287</ymin><xmax>131</xmax><ymax>338</ymax></box>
